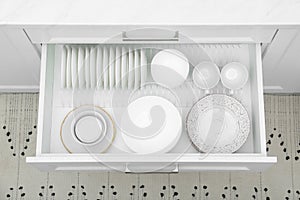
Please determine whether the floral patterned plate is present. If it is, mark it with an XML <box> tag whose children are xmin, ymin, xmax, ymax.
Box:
<box><xmin>186</xmin><ymin>94</ymin><xmax>250</xmax><ymax>153</ymax></box>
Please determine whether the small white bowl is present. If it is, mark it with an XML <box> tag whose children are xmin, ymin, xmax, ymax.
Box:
<box><xmin>192</xmin><ymin>61</ymin><xmax>220</xmax><ymax>90</ymax></box>
<box><xmin>221</xmin><ymin>62</ymin><xmax>249</xmax><ymax>90</ymax></box>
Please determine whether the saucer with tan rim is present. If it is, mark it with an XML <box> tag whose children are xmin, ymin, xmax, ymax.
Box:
<box><xmin>60</xmin><ymin>105</ymin><xmax>115</xmax><ymax>153</ymax></box>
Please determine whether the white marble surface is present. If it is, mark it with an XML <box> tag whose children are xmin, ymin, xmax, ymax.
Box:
<box><xmin>0</xmin><ymin>0</ymin><xmax>300</xmax><ymax>26</ymax></box>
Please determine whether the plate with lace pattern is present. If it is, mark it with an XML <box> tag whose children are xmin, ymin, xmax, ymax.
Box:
<box><xmin>186</xmin><ymin>94</ymin><xmax>250</xmax><ymax>153</ymax></box>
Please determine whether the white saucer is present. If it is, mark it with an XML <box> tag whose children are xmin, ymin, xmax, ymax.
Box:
<box><xmin>61</xmin><ymin>105</ymin><xmax>115</xmax><ymax>153</ymax></box>
<box><xmin>186</xmin><ymin>94</ymin><xmax>250</xmax><ymax>153</ymax></box>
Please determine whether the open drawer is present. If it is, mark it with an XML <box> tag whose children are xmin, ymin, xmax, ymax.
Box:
<box><xmin>27</xmin><ymin>36</ymin><xmax>277</xmax><ymax>172</ymax></box>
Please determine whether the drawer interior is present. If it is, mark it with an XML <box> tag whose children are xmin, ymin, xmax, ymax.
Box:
<box><xmin>37</xmin><ymin>43</ymin><xmax>266</xmax><ymax>157</ymax></box>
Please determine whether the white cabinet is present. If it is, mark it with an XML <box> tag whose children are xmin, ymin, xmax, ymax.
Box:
<box><xmin>25</xmin><ymin>26</ymin><xmax>277</xmax><ymax>44</ymax></box>
<box><xmin>0</xmin><ymin>28</ymin><xmax>40</xmax><ymax>91</ymax></box>
<box><xmin>263</xmin><ymin>29</ymin><xmax>300</xmax><ymax>93</ymax></box>
<box><xmin>26</xmin><ymin>29</ymin><xmax>277</xmax><ymax>172</ymax></box>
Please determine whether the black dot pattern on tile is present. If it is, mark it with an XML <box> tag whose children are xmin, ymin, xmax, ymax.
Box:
<box><xmin>38</xmin><ymin>185</ymin><xmax>56</xmax><ymax>199</ymax></box>
<box><xmin>1</xmin><ymin>124</ymin><xmax>37</xmax><ymax>157</ymax></box>
<box><xmin>191</xmin><ymin>184</ymin><xmax>209</xmax><ymax>199</ymax></box>
<box><xmin>6</xmin><ymin>186</ymin><xmax>27</xmax><ymax>199</ymax></box>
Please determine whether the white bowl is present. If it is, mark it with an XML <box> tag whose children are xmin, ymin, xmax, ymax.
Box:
<box><xmin>221</xmin><ymin>62</ymin><xmax>249</xmax><ymax>90</ymax></box>
<box><xmin>192</xmin><ymin>61</ymin><xmax>220</xmax><ymax>89</ymax></box>
<box><xmin>151</xmin><ymin>49</ymin><xmax>189</xmax><ymax>88</ymax></box>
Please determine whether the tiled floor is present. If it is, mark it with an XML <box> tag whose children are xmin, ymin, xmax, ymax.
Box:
<box><xmin>0</xmin><ymin>93</ymin><xmax>299</xmax><ymax>200</ymax></box>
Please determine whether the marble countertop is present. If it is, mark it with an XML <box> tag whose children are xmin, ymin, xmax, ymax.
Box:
<box><xmin>0</xmin><ymin>0</ymin><xmax>300</xmax><ymax>26</ymax></box>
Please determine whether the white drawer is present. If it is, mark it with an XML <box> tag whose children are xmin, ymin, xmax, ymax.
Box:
<box><xmin>27</xmin><ymin>37</ymin><xmax>276</xmax><ymax>172</ymax></box>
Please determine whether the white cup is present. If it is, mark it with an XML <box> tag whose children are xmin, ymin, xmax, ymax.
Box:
<box><xmin>221</xmin><ymin>62</ymin><xmax>249</xmax><ymax>90</ymax></box>
<box><xmin>192</xmin><ymin>61</ymin><xmax>220</xmax><ymax>91</ymax></box>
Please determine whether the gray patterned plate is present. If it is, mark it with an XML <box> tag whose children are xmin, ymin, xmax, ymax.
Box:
<box><xmin>186</xmin><ymin>94</ymin><xmax>250</xmax><ymax>153</ymax></box>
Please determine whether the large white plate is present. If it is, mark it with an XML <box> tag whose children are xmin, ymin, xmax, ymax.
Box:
<box><xmin>186</xmin><ymin>94</ymin><xmax>250</xmax><ymax>153</ymax></box>
<box><xmin>96</xmin><ymin>46</ymin><xmax>103</xmax><ymax>89</ymax></box>
<box><xmin>60</xmin><ymin>46</ymin><xmax>67</xmax><ymax>89</ymax></box>
<box><xmin>134</xmin><ymin>49</ymin><xmax>140</xmax><ymax>89</ymax></box>
<box><xmin>128</xmin><ymin>48</ymin><xmax>134</xmax><ymax>89</ymax></box>
<box><xmin>121</xmin><ymin>47</ymin><xmax>128</xmax><ymax>89</ymax></box>
<box><xmin>121</xmin><ymin>96</ymin><xmax>182</xmax><ymax>154</ymax></box>
<box><xmin>60</xmin><ymin>105</ymin><xmax>115</xmax><ymax>153</ymax></box>
<box><xmin>109</xmin><ymin>46</ymin><xmax>115</xmax><ymax>89</ymax></box>
<box><xmin>66</xmin><ymin>46</ymin><xmax>72</xmax><ymax>88</ymax></box>
<box><xmin>90</xmin><ymin>47</ymin><xmax>97</xmax><ymax>88</ymax></box>
<box><xmin>103</xmin><ymin>47</ymin><xmax>109</xmax><ymax>90</ymax></box>
<box><xmin>115</xmin><ymin>47</ymin><xmax>121</xmax><ymax>88</ymax></box>
<box><xmin>84</xmin><ymin>47</ymin><xmax>90</xmax><ymax>89</ymax></box>
<box><xmin>78</xmin><ymin>47</ymin><xmax>85</xmax><ymax>89</ymax></box>
<box><xmin>71</xmin><ymin>47</ymin><xmax>78</xmax><ymax>88</ymax></box>
<box><xmin>140</xmin><ymin>48</ymin><xmax>147</xmax><ymax>87</ymax></box>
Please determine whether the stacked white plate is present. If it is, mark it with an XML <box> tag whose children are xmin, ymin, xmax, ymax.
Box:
<box><xmin>60</xmin><ymin>105</ymin><xmax>115</xmax><ymax>153</ymax></box>
<box><xmin>120</xmin><ymin>96</ymin><xmax>182</xmax><ymax>154</ymax></box>
<box><xmin>60</xmin><ymin>45</ymin><xmax>148</xmax><ymax>90</ymax></box>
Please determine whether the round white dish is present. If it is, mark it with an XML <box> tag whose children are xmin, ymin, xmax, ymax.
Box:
<box><xmin>151</xmin><ymin>49</ymin><xmax>189</xmax><ymax>88</ymax></box>
<box><xmin>128</xmin><ymin>48</ymin><xmax>134</xmax><ymax>89</ymax></box>
<box><xmin>121</xmin><ymin>96</ymin><xmax>182</xmax><ymax>154</ymax></box>
<box><xmin>109</xmin><ymin>47</ymin><xmax>115</xmax><ymax>89</ymax></box>
<box><xmin>140</xmin><ymin>48</ymin><xmax>147</xmax><ymax>87</ymax></box>
<box><xmin>78</xmin><ymin>47</ymin><xmax>85</xmax><ymax>89</ymax></box>
<box><xmin>186</xmin><ymin>94</ymin><xmax>250</xmax><ymax>153</ymax></box>
<box><xmin>84</xmin><ymin>47</ymin><xmax>90</xmax><ymax>89</ymax></box>
<box><xmin>60</xmin><ymin>46</ymin><xmax>67</xmax><ymax>88</ymax></box>
<box><xmin>72</xmin><ymin>113</ymin><xmax>106</xmax><ymax>145</ymax></box>
<box><xmin>71</xmin><ymin>47</ymin><xmax>78</xmax><ymax>88</ymax></box>
<box><xmin>66</xmin><ymin>46</ymin><xmax>72</xmax><ymax>88</ymax></box>
<box><xmin>96</xmin><ymin>46</ymin><xmax>103</xmax><ymax>89</ymax></box>
<box><xmin>221</xmin><ymin>62</ymin><xmax>249</xmax><ymax>90</ymax></box>
<box><xmin>115</xmin><ymin>47</ymin><xmax>121</xmax><ymax>88</ymax></box>
<box><xmin>89</xmin><ymin>47</ymin><xmax>96</xmax><ymax>88</ymax></box>
<box><xmin>103</xmin><ymin>47</ymin><xmax>109</xmax><ymax>89</ymax></box>
<box><xmin>134</xmin><ymin>49</ymin><xmax>140</xmax><ymax>89</ymax></box>
<box><xmin>60</xmin><ymin>105</ymin><xmax>115</xmax><ymax>153</ymax></box>
<box><xmin>192</xmin><ymin>61</ymin><xmax>220</xmax><ymax>89</ymax></box>
<box><xmin>121</xmin><ymin>47</ymin><xmax>128</xmax><ymax>89</ymax></box>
